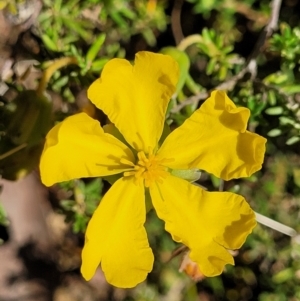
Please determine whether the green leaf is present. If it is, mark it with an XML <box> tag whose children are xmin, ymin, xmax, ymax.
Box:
<box><xmin>0</xmin><ymin>203</ymin><xmax>8</xmax><ymax>226</ymax></box>
<box><xmin>54</xmin><ymin>0</ymin><xmax>62</xmax><ymax>11</ymax></box>
<box><xmin>86</xmin><ymin>33</ymin><xmax>106</xmax><ymax>63</ymax></box>
<box><xmin>171</xmin><ymin>168</ymin><xmax>201</xmax><ymax>182</ymax></box>
<box><xmin>279</xmin><ymin>116</ymin><xmax>295</xmax><ymax>125</ymax></box>
<box><xmin>219</xmin><ymin>65</ymin><xmax>227</xmax><ymax>81</ymax></box>
<box><xmin>281</xmin><ymin>85</ymin><xmax>300</xmax><ymax>95</ymax></box>
<box><xmin>206</xmin><ymin>57</ymin><xmax>216</xmax><ymax>75</ymax></box>
<box><xmin>210</xmin><ymin>174</ymin><xmax>221</xmax><ymax>189</ymax></box>
<box><xmin>53</xmin><ymin>75</ymin><xmax>69</xmax><ymax>90</ymax></box>
<box><xmin>267</xmin><ymin>129</ymin><xmax>282</xmax><ymax>137</ymax></box>
<box><xmin>272</xmin><ymin>268</ymin><xmax>294</xmax><ymax>284</ymax></box>
<box><xmin>41</xmin><ymin>34</ymin><xmax>58</xmax><ymax>52</ymax></box>
<box><xmin>265</xmin><ymin>106</ymin><xmax>283</xmax><ymax>115</ymax></box>
<box><xmin>252</xmin><ymin>101</ymin><xmax>267</xmax><ymax>117</ymax></box>
<box><xmin>61</xmin><ymin>17</ymin><xmax>91</xmax><ymax>40</ymax></box>
<box><xmin>160</xmin><ymin>47</ymin><xmax>190</xmax><ymax>95</ymax></box>
<box><xmin>264</xmin><ymin>73</ymin><xmax>288</xmax><ymax>85</ymax></box>
<box><xmin>202</xmin><ymin>28</ymin><xmax>214</xmax><ymax>43</ymax></box>
<box><xmin>73</xmin><ymin>213</ymin><xmax>89</xmax><ymax>233</ymax></box>
<box><xmin>142</xmin><ymin>28</ymin><xmax>156</xmax><ymax>47</ymax></box>
<box><xmin>268</xmin><ymin>90</ymin><xmax>277</xmax><ymax>106</ymax></box>
<box><xmin>0</xmin><ymin>1</ymin><xmax>7</xmax><ymax>10</ymax></box>
<box><xmin>110</xmin><ymin>10</ymin><xmax>127</xmax><ymax>28</ymax></box>
<box><xmin>85</xmin><ymin>178</ymin><xmax>103</xmax><ymax>196</ymax></box>
<box><xmin>286</xmin><ymin>136</ymin><xmax>300</xmax><ymax>145</ymax></box>
<box><xmin>292</xmin><ymin>168</ymin><xmax>300</xmax><ymax>187</ymax></box>
<box><xmin>61</xmin><ymin>199</ymin><xmax>75</xmax><ymax>210</ymax></box>
<box><xmin>185</xmin><ymin>74</ymin><xmax>202</xmax><ymax>95</ymax></box>
<box><xmin>120</xmin><ymin>7</ymin><xmax>136</xmax><ymax>20</ymax></box>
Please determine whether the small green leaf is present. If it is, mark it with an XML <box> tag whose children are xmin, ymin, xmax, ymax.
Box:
<box><xmin>210</xmin><ymin>174</ymin><xmax>221</xmax><ymax>189</ymax></box>
<box><xmin>53</xmin><ymin>75</ymin><xmax>69</xmax><ymax>90</ymax></box>
<box><xmin>252</xmin><ymin>101</ymin><xmax>267</xmax><ymax>117</ymax></box>
<box><xmin>281</xmin><ymin>85</ymin><xmax>300</xmax><ymax>95</ymax></box>
<box><xmin>292</xmin><ymin>168</ymin><xmax>300</xmax><ymax>187</ymax></box>
<box><xmin>202</xmin><ymin>28</ymin><xmax>212</xmax><ymax>43</ymax></box>
<box><xmin>142</xmin><ymin>28</ymin><xmax>156</xmax><ymax>47</ymax></box>
<box><xmin>264</xmin><ymin>73</ymin><xmax>288</xmax><ymax>85</ymax></box>
<box><xmin>272</xmin><ymin>268</ymin><xmax>294</xmax><ymax>284</ymax></box>
<box><xmin>286</xmin><ymin>136</ymin><xmax>300</xmax><ymax>145</ymax></box>
<box><xmin>265</xmin><ymin>106</ymin><xmax>283</xmax><ymax>115</ymax></box>
<box><xmin>268</xmin><ymin>90</ymin><xmax>277</xmax><ymax>106</ymax></box>
<box><xmin>206</xmin><ymin>57</ymin><xmax>216</xmax><ymax>75</ymax></box>
<box><xmin>185</xmin><ymin>74</ymin><xmax>202</xmax><ymax>95</ymax></box>
<box><xmin>61</xmin><ymin>199</ymin><xmax>75</xmax><ymax>210</ymax></box>
<box><xmin>219</xmin><ymin>65</ymin><xmax>227</xmax><ymax>81</ymax></box>
<box><xmin>279</xmin><ymin>116</ymin><xmax>295</xmax><ymax>125</ymax></box>
<box><xmin>41</xmin><ymin>34</ymin><xmax>58</xmax><ymax>52</ymax></box>
<box><xmin>0</xmin><ymin>203</ymin><xmax>9</xmax><ymax>226</ymax></box>
<box><xmin>54</xmin><ymin>0</ymin><xmax>62</xmax><ymax>11</ymax></box>
<box><xmin>160</xmin><ymin>47</ymin><xmax>190</xmax><ymax>95</ymax></box>
<box><xmin>171</xmin><ymin>168</ymin><xmax>201</xmax><ymax>182</ymax></box>
<box><xmin>86</xmin><ymin>34</ymin><xmax>106</xmax><ymax>63</ymax></box>
<box><xmin>267</xmin><ymin>129</ymin><xmax>282</xmax><ymax>137</ymax></box>
<box><xmin>73</xmin><ymin>213</ymin><xmax>89</xmax><ymax>233</ymax></box>
<box><xmin>91</xmin><ymin>58</ymin><xmax>110</xmax><ymax>73</ymax></box>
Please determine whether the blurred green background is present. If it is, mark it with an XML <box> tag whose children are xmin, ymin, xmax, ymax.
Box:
<box><xmin>1</xmin><ymin>0</ymin><xmax>300</xmax><ymax>300</ymax></box>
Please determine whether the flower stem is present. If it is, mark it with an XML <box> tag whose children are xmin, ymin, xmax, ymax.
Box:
<box><xmin>0</xmin><ymin>143</ymin><xmax>27</xmax><ymax>160</ymax></box>
<box><xmin>177</xmin><ymin>34</ymin><xmax>203</xmax><ymax>51</ymax></box>
<box><xmin>36</xmin><ymin>56</ymin><xmax>78</xmax><ymax>97</ymax></box>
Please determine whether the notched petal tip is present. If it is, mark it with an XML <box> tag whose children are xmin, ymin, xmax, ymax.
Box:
<box><xmin>207</xmin><ymin>254</ymin><xmax>235</xmax><ymax>275</ymax></box>
<box><xmin>88</xmin><ymin>51</ymin><xmax>179</xmax><ymax>152</ymax></box>
<box><xmin>102</xmin><ymin>249</ymin><xmax>154</xmax><ymax>288</ymax></box>
<box><xmin>210</xmin><ymin>91</ymin><xmax>267</xmax><ymax>179</ymax></box>
<box><xmin>81</xmin><ymin>238</ymin><xmax>154</xmax><ymax>288</ymax></box>
<box><xmin>229</xmin><ymin>131</ymin><xmax>267</xmax><ymax>180</ymax></box>
<box><xmin>40</xmin><ymin>112</ymin><xmax>134</xmax><ymax>187</ymax></box>
<box><xmin>157</xmin><ymin>90</ymin><xmax>267</xmax><ymax>180</ymax></box>
<box><xmin>81</xmin><ymin>240</ymin><xmax>100</xmax><ymax>282</ymax></box>
<box><xmin>196</xmin><ymin>207</ymin><xmax>256</xmax><ymax>277</ymax></box>
<box><xmin>81</xmin><ymin>178</ymin><xmax>154</xmax><ymax>288</ymax></box>
<box><xmin>215</xmin><ymin>193</ymin><xmax>257</xmax><ymax>250</ymax></box>
<box><xmin>150</xmin><ymin>176</ymin><xmax>256</xmax><ymax>280</ymax></box>
<box><xmin>135</xmin><ymin>51</ymin><xmax>180</xmax><ymax>90</ymax></box>
<box><xmin>210</xmin><ymin>90</ymin><xmax>250</xmax><ymax>132</ymax></box>
<box><xmin>190</xmin><ymin>241</ymin><xmax>235</xmax><ymax>277</ymax></box>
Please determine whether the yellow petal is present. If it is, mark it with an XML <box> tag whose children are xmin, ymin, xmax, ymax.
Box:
<box><xmin>150</xmin><ymin>175</ymin><xmax>256</xmax><ymax>276</ymax></box>
<box><xmin>157</xmin><ymin>91</ymin><xmax>267</xmax><ymax>180</ymax></box>
<box><xmin>40</xmin><ymin>113</ymin><xmax>134</xmax><ymax>186</ymax></box>
<box><xmin>81</xmin><ymin>177</ymin><xmax>154</xmax><ymax>288</ymax></box>
<box><xmin>88</xmin><ymin>51</ymin><xmax>179</xmax><ymax>152</ymax></box>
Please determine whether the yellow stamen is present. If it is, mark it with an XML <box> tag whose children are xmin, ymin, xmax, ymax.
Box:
<box><xmin>122</xmin><ymin>150</ymin><xmax>172</xmax><ymax>187</ymax></box>
<box><xmin>120</xmin><ymin>158</ymin><xmax>135</xmax><ymax>166</ymax></box>
<box><xmin>124</xmin><ymin>171</ymin><xmax>136</xmax><ymax>177</ymax></box>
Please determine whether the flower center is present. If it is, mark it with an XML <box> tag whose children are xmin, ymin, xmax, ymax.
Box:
<box><xmin>121</xmin><ymin>150</ymin><xmax>172</xmax><ymax>187</ymax></box>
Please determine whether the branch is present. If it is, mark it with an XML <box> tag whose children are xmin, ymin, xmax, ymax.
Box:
<box><xmin>171</xmin><ymin>0</ymin><xmax>184</xmax><ymax>45</ymax></box>
<box><xmin>171</xmin><ymin>0</ymin><xmax>282</xmax><ymax>114</ymax></box>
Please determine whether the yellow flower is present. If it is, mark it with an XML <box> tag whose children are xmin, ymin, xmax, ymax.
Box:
<box><xmin>39</xmin><ymin>51</ymin><xmax>266</xmax><ymax>288</ymax></box>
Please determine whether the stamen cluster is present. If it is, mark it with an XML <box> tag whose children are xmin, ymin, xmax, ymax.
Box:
<box><xmin>121</xmin><ymin>150</ymin><xmax>171</xmax><ymax>187</ymax></box>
